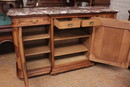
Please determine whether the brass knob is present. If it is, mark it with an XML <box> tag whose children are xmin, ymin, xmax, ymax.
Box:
<box><xmin>89</xmin><ymin>21</ymin><xmax>94</xmax><ymax>25</ymax></box>
<box><xmin>31</xmin><ymin>20</ymin><xmax>38</xmax><ymax>24</ymax></box>
<box><xmin>67</xmin><ymin>23</ymin><xmax>73</xmax><ymax>27</ymax></box>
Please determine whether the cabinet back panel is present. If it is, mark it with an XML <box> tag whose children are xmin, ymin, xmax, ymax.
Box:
<box><xmin>24</xmin><ymin>39</ymin><xmax>49</xmax><ymax>47</ymax></box>
<box><xmin>23</xmin><ymin>26</ymin><xmax>48</xmax><ymax>36</ymax></box>
<box><xmin>55</xmin><ymin>39</ymin><xmax>79</xmax><ymax>48</ymax></box>
<box><xmin>26</xmin><ymin>53</ymin><xmax>50</xmax><ymax>61</ymax></box>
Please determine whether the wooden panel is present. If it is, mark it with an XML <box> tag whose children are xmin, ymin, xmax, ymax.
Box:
<box><xmin>27</xmin><ymin>58</ymin><xmax>51</xmax><ymax>70</ymax></box>
<box><xmin>54</xmin><ymin>29</ymin><xmax>90</xmax><ymax>41</ymax></box>
<box><xmin>18</xmin><ymin>27</ymin><xmax>29</xmax><ymax>87</ymax></box>
<box><xmin>18</xmin><ymin>55</ymin><xmax>51</xmax><ymax>78</ymax></box>
<box><xmin>54</xmin><ymin>18</ymin><xmax>81</xmax><ymax>29</ymax></box>
<box><xmin>27</xmin><ymin>66</ymin><xmax>51</xmax><ymax>77</ymax></box>
<box><xmin>19</xmin><ymin>66</ymin><xmax>51</xmax><ymax>78</ymax></box>
<box><xmin>25</xmin><ymin>46</ymin><xmax>50</xmax><ymax>56</ymax></box>
<box><xmin>55</xmin><ymin>55</ymin><xmax>88</xmax><ymax>65</ymax></box>
<box><xmin>18</xmin><ymin>16</ymin><xmax>50</xmax><ymax>26</ymax></box>
<box><xmin>81</xmin><ymin>18</ymin><xmax>101</xmax><ymax>27</ymax></box>
<box><xmin>51</xmin><ymin>59</ymin><xmax>93</xmax><ymax>75</ymax></box>
<box><xmin>51</xmin><ymin>54</ymin><xmax>93</xmax><ymax>74</ymax></box>
<box><xmin>97</xmin><ymin>14</ymin><xmax>116</xmax><ymax>18</ymax></box>
<box><xmin>127</xmin><ymin>14</ymin><xmax>130</xmax><ymax>67</ymax></box>
<box><xmin>23</xmin><ymin>34</ymin><xmax>50</xmax><ymax>41</ymax></box>
<box><xmin>128</xmin><ymin>51</ymin><xmax>130</xmax><ymax>67</ymax></box>
<box><xmin>93</xmin><ymin>17</ymin><xmax>130</xmax><ymax>31</ymax></box>
<box><xmin>55</xmin><ymin>44</ymin><xmax>88</xmax><ymax>56</ymax></box>
<box><xmin>13</xmin><ymin>28</ymin><xmax>24</xmax><ymax>79</ymax></box>
<box><xmin>90</xmin><ymin>26</ymin><xmax>130</xmax><ymax>68</ymax></box>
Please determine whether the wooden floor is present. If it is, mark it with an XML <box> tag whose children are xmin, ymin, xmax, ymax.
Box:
<box><xmin>0</xmin><ymin>53</ymin><xmax>130</xmax><ymax>87</ymax></box>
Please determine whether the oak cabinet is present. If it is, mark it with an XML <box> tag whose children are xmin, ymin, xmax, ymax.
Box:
<box><xmin>11</xmin><ymin>13</ymin><xmax>130</xmax><ymax>87</ymax></box>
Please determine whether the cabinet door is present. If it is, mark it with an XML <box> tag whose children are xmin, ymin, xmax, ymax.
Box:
<box><xmin>128</xmin><ymin>51</ymin><xmax>130</xmax><ymax>67</ymax></box>
<box><xmin>90</xmin><ymin>18</ymin><xmax>130</xmax><ymax>68</ymax></box>
<box><xmin>18</xmin><ymin>27</ymin><xmax>29</xmax><ymax>87</ymax></box>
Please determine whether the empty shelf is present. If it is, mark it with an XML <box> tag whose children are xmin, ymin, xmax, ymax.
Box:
<box><xmin>55</xmin><ymin>55</ymin><xmax>88</xmax><ymax>65</ymax></box>
<box><xmin>23</xmin><ymin>34</ymin><xmax>50</xmax><ymax>41</ymax></box>
<box><xmin>25</xmin><ymin>46</ymin><xmax>50</xmax><ymax>56</ymax></box>
<box><xmin>54</xmin><ymin>29</ymin><xmax>90</xmax><ymax>41</ymax></box>
<box><xmin>27</xmin><ymin>58</ymin><xmax>51</xmax><ymax>70</ymax></box>
<box><xmin>55</xmin><ymin>44</ymin><xmax>88</xmax><ymax>56</ymax></box>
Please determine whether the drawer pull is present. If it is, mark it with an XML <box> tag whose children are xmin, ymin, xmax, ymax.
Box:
<box><xmin>89</xmin><ymin>21</ymin><xmax>94</xmax><ymax>25</ymax></box>
<box><xmin>30</xmin><ymin>20</ymin><xmax>39</xmax><ymax>24</ymax></box>
<box><xmin>67</xmin><ymin>23</ymin><xmax>73</xmax><ymax>27</ymax></box>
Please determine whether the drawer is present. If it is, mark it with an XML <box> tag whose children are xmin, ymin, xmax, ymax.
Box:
<box><xmin>98</xmin><ymin>14</ymin><xmax>116</xmax><ymax>18</ymax></box>
<box><xmin>81</xmin><ymin>18</ymin><xmax>101</xmax><ymax>27</ymax></box>
<box><xmin>54</xmin><ymin>18</ymin><xmax>81</xmax><ymax>29</ymax></box>
<box><xmin>18</xmin><ymin>16</ymin><xmax>50</xmax><ymax>26</ymax></box>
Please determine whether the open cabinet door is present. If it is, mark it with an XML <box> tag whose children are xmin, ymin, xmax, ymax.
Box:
<box><xmin>18</xmin><ymin>27</ymin><xmax>29</xmax><ymax>87</ymax></box>
<box><xmin>90</xmin><ymin>17</ymin><xmax>130</xmax><ymax>68</ymax></box>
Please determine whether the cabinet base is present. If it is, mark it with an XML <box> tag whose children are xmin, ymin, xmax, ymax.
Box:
<box><xmin>17</xmin><ymin>66</ymin><xmax>51</xmax><ymax>79</ymax></box>
<box><xmin>51</xmin><ymin>60</ymin><xmax>93</xmax><ymax>75</ymax></box>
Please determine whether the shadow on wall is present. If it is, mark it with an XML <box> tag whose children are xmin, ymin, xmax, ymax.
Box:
<box><xmin>0</xmin><ymin>41</ymin><xmax>14</xmax><ymax>54</ymax></box>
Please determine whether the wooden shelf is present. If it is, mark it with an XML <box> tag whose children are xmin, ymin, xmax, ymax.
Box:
<box><xmin>51</xmin><ymin>54</ymin><xmax>93</xmax><ymax>75</ymax></box>
<box><xmin>54</xmin><ymin>29</ymin><xmax>90</xmax><ymax>41</ymax></box>
<box><xmin>55</xmin><ymin>44</ymin><xmax>88</xmax><ymax>56</ymax></box>
<box><xmin>25</xmin><ymin>46</ymin><xmax>50</xmax><ymax>56</ymax></box>
<box><xmin>23</xmin><ymin>33</ymin><xmax>50</xmax><ymax>41</ymax></box>
<box><xmin>27</xmin><ymin>58</ymin><xmax>51</xmax><ymax>70</ymax></box>
<box><xmin>55</xmin><ymin>55</ymin><xmax>88</xmax><ymax>65</ymax></box>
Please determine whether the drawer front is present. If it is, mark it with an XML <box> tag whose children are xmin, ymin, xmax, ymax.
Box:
<box><xmin>54</xmin><ymin>18</ymin><xmax>81</xmax><ymax>29</ymax></box>
<box><xmin>98</xmin><ymin>14</ymin><xmax>116</xmax><ymax>18</ymax></box>
<box><xmin>18</xmin><ymin>16</ymin><xmax>50</xmax><ymax>26</ymax></box>
<box><xmin>82</xmin><ymin>19</ymin><xmax>101</xmax><ymax>27</ymax></box>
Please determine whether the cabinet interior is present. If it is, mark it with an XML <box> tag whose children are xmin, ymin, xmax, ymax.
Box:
<box><xmin>23</xmin><ymin>25</ymin><xmax>50</xmax><ymax>41</ymax></box>
<box><xmin>21</xmin><ymin>25</ymin><xmax>51</xmax><ymax>77</ymax></box>
<box><xmin>26</xmin><ymin>53</ymin><xmax>51</xmax><ymax>71</ymax></box>
<box><xmin>53</xmin><ymin>20</ymin><xmax>92</xmax><ymax>68</ymax></box>
<box><xmin>55</xmin><ymin>52</ymin><xmax>89</xmax><ymax>65</ymax></box>
<box><xmin>54</xmin><ymin>27</ymin><xmax>91</xmax><ymax>41</ymax></box>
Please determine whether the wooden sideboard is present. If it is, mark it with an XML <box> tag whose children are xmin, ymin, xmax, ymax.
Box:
<box><xmin>9</xmin><ymin>10</ymin><xmax>130</xmax><ymax>87</ymax></box>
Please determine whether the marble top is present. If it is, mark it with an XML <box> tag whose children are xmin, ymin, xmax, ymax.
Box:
<box><xmin>7</xmin><ymin>6</ymin><xmax>119</xmax><ymax>16</ymax></box>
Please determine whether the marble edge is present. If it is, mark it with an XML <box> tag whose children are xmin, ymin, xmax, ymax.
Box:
<box><xmin>7</xmin><ymin>7</ymin><xmax>119</xmax><ymax>17</ymax></box>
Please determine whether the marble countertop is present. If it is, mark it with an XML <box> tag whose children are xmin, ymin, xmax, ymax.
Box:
<box><xmin>7</xmin><ymin>6</ymin><xmax>119</xmax><ymax>16</ymax></box>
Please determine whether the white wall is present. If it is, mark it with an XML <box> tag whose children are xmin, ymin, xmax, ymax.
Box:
<box><xmin>110</xmin><ymin>0</ymin><xmax>130</xmax><ymax>20</ymax></box>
